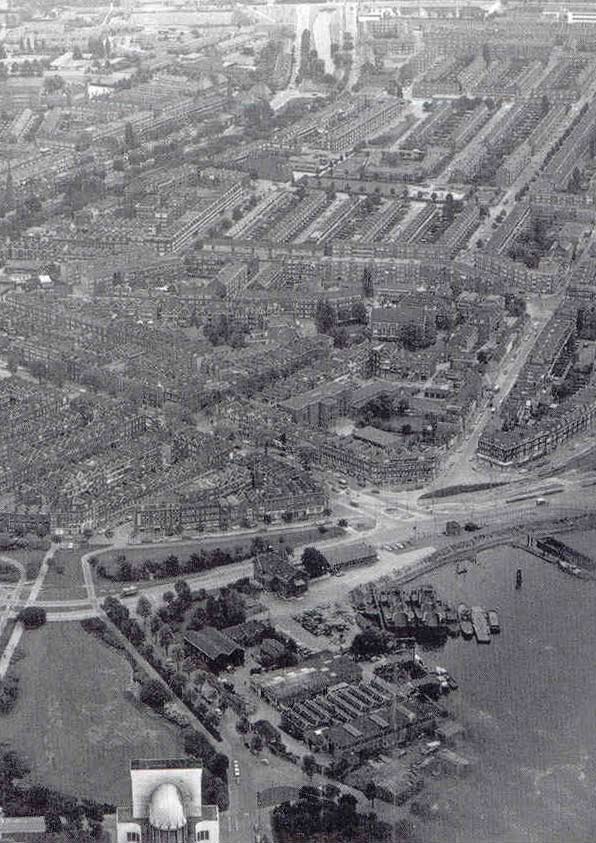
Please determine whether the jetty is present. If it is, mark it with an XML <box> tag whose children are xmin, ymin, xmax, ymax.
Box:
<box><xmin>517</xmin><ymin>535</ymin><xmax>594</xmax><ymax>579</ymax></box>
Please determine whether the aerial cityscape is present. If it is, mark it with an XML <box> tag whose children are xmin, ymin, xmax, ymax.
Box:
<box><xmin>0</xmin><ymin>0</ymin><xmax>596</xmax><ymax>841</ymax></box>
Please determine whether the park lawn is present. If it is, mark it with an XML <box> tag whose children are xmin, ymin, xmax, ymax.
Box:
<box><xmin>6</xmin><ymin>548</ymin><xmax>46</xmax><ymax>579</ymax></box>
<box><xmin>0</xmin><ymin>622</ymin><xmax>184</xmax><ymax>805</ymax></box>
<box><xmin>40</xmin><ymin>548</ymin><xmax>89</xmax><ymax>601</ymax></box>
<box><xmin>0</xmin><ymin>561</ymin><xmax>19</xmax><ymax>583</ymax></box>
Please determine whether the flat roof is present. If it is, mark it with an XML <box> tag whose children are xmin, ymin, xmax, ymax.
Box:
<box><xmin>324</xmin><ymin>541</ymin><xmax>377</xmax><ymax>567</ymax></box>
<box><xmin>353</xmin><ymin>426</ymin><xmax>402</xmax><ymax>448</ymax></box>
<box><xmin>131</xmin><ymin>759</ymin><xmax>203</xmax><ymax>770</ymax></box>
<box><xmin>1</xmin><ymin>817</ymin><xmax>46</xmax><ymax>834</ymax></box>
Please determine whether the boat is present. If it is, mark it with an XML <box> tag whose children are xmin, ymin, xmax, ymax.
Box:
<box><xmin>456</xmin><ymin>560</ymin><xmax>468</xmax><ymax>575</ymax></box>
<box><xmin>516</xmin><ymin>569</ymin><xmax>523</xmax><ymax>589</ymax></box>
<box><xmin>457</xmin><ymin>603</ymin><xmax>474</xmax><ymax>638</ymax></box>
<box><xmin>444</xmin><ymin>605</ymin><xmax>460</xmax><ymax>636</ymax></box>
<box><xmin>471</xmin><ymin>606</ymin><xmax>491</xmax><ymax>643</ymax></box>
<box><xmin>487</xmin><ymin>610</ymin><xmax>500</xmax><ymax>633</ymax></box>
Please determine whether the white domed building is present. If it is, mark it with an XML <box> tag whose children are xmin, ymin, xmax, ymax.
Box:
<box><xmin>116</xmin><ymin>759</ymin><xmax>219</xmax><ymax>843</ymax></box>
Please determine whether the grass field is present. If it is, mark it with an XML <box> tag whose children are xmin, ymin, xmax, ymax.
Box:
<box><xmin>0</xmin><ymin>562</ymin><xmax>19</xmax><ymax>583</ymax></box>
<box><xmin>41</xmin><ymin>549</ymin><xmax>88</xmax><ymax>600</ymax></box>
<box><xmin>0</xmin><ymin>623</ymin><xmax>184</xmax><ymax>805</ymax></box>
<box><xmin>6</xmin><ymin>548</ymin><xmax>46</xmax><ymax>579</ymax></box>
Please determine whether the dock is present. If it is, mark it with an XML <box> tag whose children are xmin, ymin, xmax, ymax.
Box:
<box><xmin>471</xmin><ymin>606</ymin><xmax>491</xmax><ymax>643</ymax></box>
<box><xmin>515</xmin><ymin>538</ymin><xmax>594</xmax><ymax>580</ymax></box>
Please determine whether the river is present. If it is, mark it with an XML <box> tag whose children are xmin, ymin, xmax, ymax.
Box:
<box><xmin>407</xmin><ymin>540</ymin><xmax>596</xmax><ymax>843</ymax></box>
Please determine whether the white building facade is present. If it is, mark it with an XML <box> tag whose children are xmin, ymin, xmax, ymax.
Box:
<box><xmin>116</xmin><ymin>759</ymin><xmax>219</xmax><ymax>843</ymax></box>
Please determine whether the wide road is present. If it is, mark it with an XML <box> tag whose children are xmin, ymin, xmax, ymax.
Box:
<box><xmin>439</xmin><ymin>300</ymin><xmax>557</xmax><ymax>488</ymax></box>
<box><xmin>0</xmin><ymin>555</ymin><xmax>26</xmax><ymax>641</ymax></box>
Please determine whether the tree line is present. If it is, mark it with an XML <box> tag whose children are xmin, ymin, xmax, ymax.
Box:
<box><xmin>0</xmin><ymin>746</ymin><xmax>111</xmax><ymax>839</ymax></box>
<box><xmin>272</xmin><ymin>785</ymin><xmax>391</xmax><ymax>842</ymax></box>
<box><xmin>96</xmin><ymin>545</ymin><xmax>246</xmax><ymax>582</ymax></box>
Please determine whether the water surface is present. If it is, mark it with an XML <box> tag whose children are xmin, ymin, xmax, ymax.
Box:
<box><xmin>409</xmin><ymin>543</ymin><xmax>596</xmax><ymax>843</ymax></box>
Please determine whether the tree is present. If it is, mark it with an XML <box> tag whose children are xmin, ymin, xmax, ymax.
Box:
<box><xmin>184</xmin><ymin>730</ymin><xmax>210</xmax><ymax>759</ymax></box>
<box><xmin>174</xmin><ymin>579</ymin><xmax>192</xmax><ymax>605</ymax></box>
<box><xmin>568</xmin><ymin>166</ymin><xmax>582</xmax><ymax>194</ymax></box>
<box><xmin>236</xmin><ymin>716</ymin><xmax>250</xmax><ymax>735</ymax></box>
<box><xmin>396</xmin><ymin>397</ymin><xmax>409</xmax><ymax>416</ymax></box>
<box><xmin>159</xmin><ymin>624</ymin><xmax>174</xmax><ymax>654</ymax></box>
<box><xmin>139</xmin><ymin>679</ymin><xmax>170</xmax><ymax>710</ymax></box>
<box><xmin>171</xmin><ymin>643</ymin><xmax>185</xmax><ymax>672</ymax></box>
<box><xmin>337</xmin><ymin>793</ymin><xmax>358</xmax><ymax>833</ymax></box>
<box><xmin>44</xmin><ymin>75</ymin><xmax>65</xmax><ymax>92</ymax></box>
<box><xmin>0</xmin><ymin>748</ymin><xmax>30</xmax><ymax>788</ymax></box>
<box><xmin>332</xmin><ymin>327</ymin><xmax>349</xmax><ymax>349</ymax></box>
<box><xmin>189</xmin><ymin>606</ymin><xmax>208</xmax><ymax>631</ymax></box>
<box><xmin>365</xmin><ymin>781</ymin><xmax>377</xmax><ymax>806</ymax></box>
<box><xmin>351</xmin><ymin>300</ymin><xmax>368</xmax><ymax>325</ymax></box>
<box><xmin>210</xmin><ymin>752</ymin><xmax>229</xmax><ymax>778</ymax></box>
<box><xmin>250</xmin><ymin>733</ymin><xmax>263</xmax><ymax>753</ymax></box>
<box><xmin>171</xmin><ymin>672</ymin><xmax>187</xmax><ymax>697</ymax></box>
<box><xmin>17</xmin><ymin>606</ymin><xmax>46</xmax><ymax>629</ymax></box>
<box><xmin>362</xmin><ymin>265</ymin><xmax>374</xmax><ymax>298</ymax></box>
<box><xmin>136</xmin><ymin>595</ymin><xmax>152</xmax><ymax>629</ymax></box>
<box><xmin>505</xmin><ymin>294</ymin><xmax>526</xmax><ymax>318</ymax></box>
<box><xmin>103</xmin><ymin>596</ymin><xmax>129</xmax><ymax>626</ymax></box>
<box><xmin>350</xmin><ymin>628</ymin><xmax>387</xmax><ymax>660</ymax></box>
<box><xmin>164</xmin><ymin>553</ymin><xmax>181</xmax><ymax>577</ymax></box>
<box><xmin>324</xmin><ymin>783</ymin><xmax>340</xmax><ymax>800</ymax></box>
<box><xmin>315</xmin><ymin>298</ymin><xmax>337</xmax><ymax>334</ymax></box>
<box><xmin>301</xmin><ymin>547</ymin><xmax>329</xmax><ymax>579</ymax></box>
<box><xmin>45</xmin><ymin>814</ymin><xmax>62</xmax><ymax>833</ymax></box>
<box><xmin>302</xmin><ymin>754</ymin><xmax>317</xmax><ymax>779</ymax></box>
<box><xmin>443</xmin><ymin>192</ymin><xmax>456</xmax><ymax>224</ymax></box>
<box><xmin>5</xmin><ymin>356</ymin><xmax>18</xmax><ymax>376</ymax></box>
<box><xmin>150</xmin><ymin>614</ymin><xmax>162</xmax><ymax>640</ymax></box>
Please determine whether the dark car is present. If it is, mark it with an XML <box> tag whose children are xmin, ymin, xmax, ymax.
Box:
<box><xmin>464</xmin><ymin>522</ymin><xmax>480</xmax><ymax>532</ymax></box>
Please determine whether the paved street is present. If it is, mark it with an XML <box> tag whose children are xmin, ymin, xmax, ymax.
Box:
<box><xmin>0</xmin><ymin>544</ymin><xmax>56</xmax><ymax>678</ymax></box>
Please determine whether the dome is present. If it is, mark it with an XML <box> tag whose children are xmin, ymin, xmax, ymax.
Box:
<box><xmin>149</xmin><ymin>783</ymin><xmax>186</xmax><ymax>831</ymax></box>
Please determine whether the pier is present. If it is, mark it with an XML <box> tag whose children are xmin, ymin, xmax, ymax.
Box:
<box><xmin>516</xmin><ymin>535</ymin><xmax>595</xmax><ymax>579</ymax></box>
